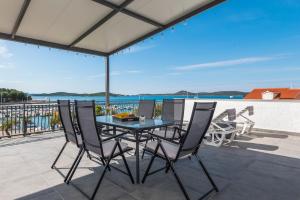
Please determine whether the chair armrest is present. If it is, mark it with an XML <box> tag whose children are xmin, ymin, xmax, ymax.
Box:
<box><xmin>174</xmin><ymin>127</ymin><xmax>187</xmax><ymax>133</ymax></box>
<box><xmin>102</xmin><ymin>131</ymin><xmax>129</xmax><ymax>142</ymax></box>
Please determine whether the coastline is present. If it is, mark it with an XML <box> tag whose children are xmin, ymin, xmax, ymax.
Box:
<box><xmin>30</xmin><ymin>95</ymin><xmax>244</xmax><ymax>102</ymax></box>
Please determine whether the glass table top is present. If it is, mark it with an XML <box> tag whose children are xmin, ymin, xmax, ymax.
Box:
<box><xmin>96</xmin><ymin>115</ymin><xmax>174</xmax><ymax>130</ymax></box>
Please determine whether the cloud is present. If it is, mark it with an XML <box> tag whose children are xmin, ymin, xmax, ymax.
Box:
<box><xmin>126</xmin><ymin>70</ymin><xmax>142</xmax><ymax>74</ymax></box>
<box><xmin>0</xmin><ymin>63</ymin><xmax>15</xmax><ymax>69</ymax></box>
<box><xmin>87</xmin><ymin>73</ymin><xmax>105</xmax><ymax>79</ymax></box>
<box><xmin>174</xmin><ymin>55</ymin><xmax>284</xmax><ymax>71</ymax></box>
<box><xmin>250</xmin><ymin>66</ymin><xmax>300</xmax><ymax>73</ymax></box>
<box><xmin>0</xmin><ymin>79</ymin><xmax>23</xmax><ymax>84</ymax></box>
<box><xmin>0</xmin><ymin>44</ymin><xmax>13</xmax><ymax>58</ymax></box>
<box><xmin>63</xmin><ymin>77</ymin><xmax>73</xmax><ymax>80</ymax></box>
<box><xmin>87</xmin><ymin>71</ymin><xmax>121</xmax><ymax>80</ymax></box>
<box><xmin>227</xmin><ymin>11</ymin><xmax>265</xmax><ymax>23</ymax></box>
<box><xmin>123</xmin><ymin>45</ymin><xmax>156</xmax><ymax>54</ymax></box>
<box><xmin>111</xmin><ymin>71</ymin><xmax>121</xmax><ymax>76</ymax></box>
<box><xmin>167</xmin><ymin>72</ymin><xmax>181</xmax><ymax>76</ymax></box>
<box><xmin>247</xmin><ymin>78</ymin><xmax>300</xmax><ymax>84</ymax></box>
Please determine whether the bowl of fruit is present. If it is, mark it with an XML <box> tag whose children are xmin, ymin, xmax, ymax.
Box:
<box><xmin>112</xmin><ymin>113</ymin><xmax>139</xmax><ymax>122</ymax></box>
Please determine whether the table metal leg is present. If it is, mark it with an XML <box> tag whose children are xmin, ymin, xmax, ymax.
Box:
<box><xmin>135</xmin><ymin>131</ymin><xmax>140</xmax><ymax>183</ymax></box>
<box><xmin>113</xmin><ymin>126</ymin><xmax>116</xmax><ymax>135</ymax></box>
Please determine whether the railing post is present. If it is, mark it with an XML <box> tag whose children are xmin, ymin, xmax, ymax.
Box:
<box><xmin>22</xmin><ymin>103</ymin><xmax>26</xmax><ymax>136</ymax></box>
<box><xmin>105</xmin><ymin>56</ymin><xmax>110</xmax><ymax>114</ymax></box>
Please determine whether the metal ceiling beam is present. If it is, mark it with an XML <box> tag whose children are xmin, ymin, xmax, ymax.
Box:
<box><xmin>0</xmin><ymin>32</ymin><xmax>108</xmax><ymax>56</ymax></box>
<box><xmin>69</xmin><ymin>0</ymin><xmax>134</xmax><ymax>47</ymax></box>
<box><xmin>93</xmin><ymin>0</ymin><xmax>163</xmax><ymax>28</ymax></box>
<box><xmin>11</xmin><ymin>0</ymin><xmax>31</xmax><ymax>39</ymax></box>
<box><xmin>109</xmin><ymin>0</ymin><xmax>225</xmax><ymax>55</ymax></box>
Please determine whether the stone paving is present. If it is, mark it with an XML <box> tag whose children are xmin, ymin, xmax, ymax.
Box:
<box><xmin>0</xmin><ymin>130</ymin><xmax>300</xmax><ymax>200</ymax></box>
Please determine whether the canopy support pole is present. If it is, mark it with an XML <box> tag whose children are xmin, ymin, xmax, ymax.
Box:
<box><xmin>105</xmin><ymin>56</ymin><xmax>110</xmax><ymax>109</ymax></box>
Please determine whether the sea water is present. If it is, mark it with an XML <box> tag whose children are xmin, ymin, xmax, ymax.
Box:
<box><xmin>31</xmin><ymin>95</ymin><xmax>243</xmax><ymax>102</ymax></box>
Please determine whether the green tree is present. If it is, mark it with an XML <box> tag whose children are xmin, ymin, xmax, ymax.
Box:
<box><xmin>0</xmin><ymin>88</ymin><xmax>31</xmax><ymax>102</ymax></box>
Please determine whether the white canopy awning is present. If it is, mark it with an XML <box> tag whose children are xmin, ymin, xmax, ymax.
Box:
<box><xmin>0</xmin><ymin>0</ymin><xmax>224</xmax><ymax>56</ymax></box>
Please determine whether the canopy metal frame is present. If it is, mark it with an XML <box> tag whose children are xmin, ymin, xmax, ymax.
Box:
<box><xmin>0</xmin><ymin>0</ymin><xmax>225</xmax><ymax>106</ymax></box>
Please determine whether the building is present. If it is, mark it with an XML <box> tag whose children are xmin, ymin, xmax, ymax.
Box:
<box><xmin>244</xmin><ymin>88</ymin><xmax>300</xmax><ymax>100</ymax></box>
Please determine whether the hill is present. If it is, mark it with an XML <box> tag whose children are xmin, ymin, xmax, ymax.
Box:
<box><xmin>31</xmin><ymin>92</ymin><xmax>123</xmax><ymax>97</ymax></box>
<box><xmin>31</xmin><ymin>90</ymin><xmax>247</xmax><ymax>97</ymax></box>
<box><xmin>141</xmin><ymin>90</ymin><xmax>247</xmax><ymax>96</ymax></box>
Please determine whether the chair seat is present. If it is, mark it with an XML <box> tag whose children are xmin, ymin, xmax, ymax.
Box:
<box><xmin>145</xmin><ymin>140</ymin><xmax>180</xmax><ymax>160</ymax></box>
<box><xmin>88</xmin><ymin>140</ymin><xmax>132</xmax><ymax>158</ymax></box>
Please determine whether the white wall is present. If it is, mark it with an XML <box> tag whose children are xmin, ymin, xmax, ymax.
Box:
<box><xmin>184</xmin><ymin>99</ymin><xmax>300</xmax><ymax>134</ymax></box>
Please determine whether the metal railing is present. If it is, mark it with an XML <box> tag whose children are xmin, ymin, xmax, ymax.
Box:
<box><xmin>0</xmin><ymin>101</ymin><xmax>145</xmax><ymax>139</ymax></box>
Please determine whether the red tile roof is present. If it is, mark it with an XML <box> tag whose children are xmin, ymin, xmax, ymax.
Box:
<box><xmin>245</xmin><ymin>88</ymin><xmax>300</xmax><ymax>100</ymax></box>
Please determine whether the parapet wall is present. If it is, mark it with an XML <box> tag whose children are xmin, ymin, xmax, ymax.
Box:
<box><xmin>184</xmin><ymin>99</ymin><xmax>300</xmax><ymax>134</ymax></box>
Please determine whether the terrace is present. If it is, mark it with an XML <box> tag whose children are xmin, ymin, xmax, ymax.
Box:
<box><xmin>1</xmin><ymin>0</ymin><xmax>300</xmax><ymax>199</ymax></box>
<box><xmin>0</xmin><ymin>129</ymin><xmax>300</xmax><ymax>200</ymax></box>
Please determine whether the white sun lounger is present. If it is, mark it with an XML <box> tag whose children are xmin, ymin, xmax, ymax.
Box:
<box><xmin>236</xmin><ymin>106</ymin><xmax>255</xmax><ymax>135</ymax></box>
<box><xmin>204</xmin><ymin>109</ymin><xmax>239</xmax><ymax>147</ymax></box>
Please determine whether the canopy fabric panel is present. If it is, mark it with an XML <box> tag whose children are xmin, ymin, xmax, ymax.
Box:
<box><xmin>17</xmin><ymin>0</ymin><xmax>112</xmax><ymax>45</ymax></box>
<box><xmin>75</xmin><ymin>13</ymin><xmax>157</xmax><ymax>53</ymax></box>
<box><xmin>0</xmin><ymin>0</ymin><xmax>24</xmax><ymax>34</ymax></box>
<box><xmin>0</xmin><ymin>0</ymin><xmax>224</xmax><ymax>56</ymax></box>
<box><xmin>126</xmin><ymin>0</ymin><xmax>215</xmax><ymax>25</ymax></box>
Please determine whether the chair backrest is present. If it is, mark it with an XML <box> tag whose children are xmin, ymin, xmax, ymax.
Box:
<box><xmin>161</xmin><ymin>99</ymin><xmax>185</xmax><ymax>126</ymax></box>
<box><xmin>75</xmin><ymin>100</ymin><xmax>103</xmax><ymax>155</ymax></box>
<box><xmin>137</xmin><ymin>100</ymin><xmax>155</xmax><ymax>119</ymax></box>
<box><xmin>57</xmin><ymin>100</ymin><xmax>78</xmax><ymax>146</ymax></box>
<box><xmin>180</xmin><ymin>102</ymin><xmax>216</xmax><ymax>154</ymax></box>
<box><xmin>226</xmin><ymin>109</ymin><xmax>236</xmax><ymax>121</ymax></box>
<box><xmin>247</xmin><ymin>106</ymin><xmax>254</xmax><ymax>116</ymax></box>
<box><xmin>237</xmin><ymin>106</ymin><xmax>254</xmax><ymax>117</ymax></box>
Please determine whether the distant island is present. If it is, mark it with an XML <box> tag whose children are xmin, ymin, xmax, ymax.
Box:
<box><xmin>31</xmin><ymin>92</ymin><xmax>123</xmax><ymax>97</ymax></box>
<box><xmin>31</xmin><ymin>90</ymin><xmax>247</xmax><ymax>97</ymax></box>
<box><xmin>140</xmin><ymin>90</ymin><xmax>247</xmax><ymax>96</ymax></box>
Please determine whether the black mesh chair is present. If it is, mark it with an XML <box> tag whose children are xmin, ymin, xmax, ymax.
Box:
<box><xmin>152</xmin><ymin>99</ymin><xmax>185</xmax><ymax>140</ymax></box>
<box><xmin>67</xmin><ymin>100</ymin><xmax>134</xmax><ymax>200</ymax></box>
<box><xmin>142</xmin><ymin>102</ymin><xmax>218</xmax><ymax>200</ymax></box>
<box><xmin>51</xmin><ymin>100</ymin><xmax>84</xmax><ymax>182</ymax></box>
<box><xmin>137</xmin><ymin>100</ymin><xmax>155</xmax><ymax>119</ymax></box>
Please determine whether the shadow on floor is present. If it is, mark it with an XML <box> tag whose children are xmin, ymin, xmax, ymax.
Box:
<box><xmin>14</xmin><ymin>142</ymin><xmax>300</xmax><ymax>200</ymax></box>
<box><xmin>0</xmin><ymin>133</ymin><xmax>63</xmax><ymax>148</ymax></box>
<box><xmin>227</xmin><ymin>141</ymin><xmax>279</xmax><ymax>151</ymax></box>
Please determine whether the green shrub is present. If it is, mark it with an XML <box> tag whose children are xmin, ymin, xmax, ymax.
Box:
<box><xmin>0</xmin><ymin>119</ymin><xmax>16</xmax><ymax>137</ymax></box>
<box><xmin>95</xmin><ymin>105</ymin><xmax>104</xmax><ymax>116</ymax></box>
<box><xmin>155</xmin><ymin>104</ymin><xmax>162</xmax><ymax>117</ymax></box>
<box><xmin>50</xmin><ymin>111</ymin><xmax>61</xmax><ymax>130</ymax></box>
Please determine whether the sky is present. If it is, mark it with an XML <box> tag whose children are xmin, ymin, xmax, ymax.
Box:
<box><xmin>0</xmin><ymin>0</ymin><xmax>300</xmax><ymax>95</ymax></box>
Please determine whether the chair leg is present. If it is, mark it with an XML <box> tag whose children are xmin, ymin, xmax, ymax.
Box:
<box><xmin>168</xmin><ymin>162</ymin><xmax>190</xmax><ymax>200</ymax></box>
<box><xmin>66</xmin><ymin>149</ymin><xmax>85</xmax><ymax>184</ymax></box>
<box><xmin>195</xmin><ymin>155</ymin><xmax>219</xmax><ymax>192</ymax></box>
<box><xmin>141</xmin><ymin>149</ymin><xmax>146</xmax><ymax>159</ymax></box>
<box><xmin>51</xmin><ymin>141</ymin><xmax>68</xmax><ymax>169</ymax></box>
<box><xmin>141</xmin><ymin>153</ymin><xmax>156</xmax><ymax>183</ymax></box>
<box><xmin>100</xmin><ymin>158</ymin><xmax>111</xmax><ymax>172</ymax></box>
<box><xmin>86</xmin><ymin>150</ymin><xmax>92</xmax><ymax>160</ymax></box>
<box><xmin>165</xmin><ymin>161</ymin><xmax>170</xmax><ymax>173</ymax></box>
<box><xmin>64</xmin><ymin>148</ymin><xmax>83</xmax><ymax>182</ymax></box>
<box><xmin>157</xmin><ymin>144</ymin><xmax>190</xmax><ymax>200</ymax></box>
<box><xmin>90</xmin><ymin>144</ymin><xmax>118</xmax><ymax>200</ymax></box>
<box><xmin>90</xmin><ymin>158</ymin><xmax>111</xmax><ymax>200</ymax></box>
<box><xmin>120</xmin><ymin>150</ymin><xmax>134</xmax><ymax>184</ymax></box>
